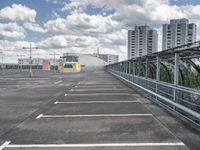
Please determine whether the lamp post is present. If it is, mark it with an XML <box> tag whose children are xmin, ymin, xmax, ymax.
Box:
<box><xmin>0</xmin><ymin>52</ymin><xmax>3</xmax><ymax>70</ymax></box>
<box><xmin>23</xmin><ymin>43</ymin><xmax>38</xmax><ymax>77</ymax></box>
<box><xmin>17</xmin><ymin>54</ymin><xmax>25</xmax><ymax>72</ymax></box>
<box><xmin>49</xmin><ymin>52</ymin><xmax>59</xmax><ymax>73</ymax></box>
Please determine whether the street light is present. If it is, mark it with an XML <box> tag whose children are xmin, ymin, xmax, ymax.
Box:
<box><xmin>49</xmin><ymin>52</ymin><xmax>59</xmax><ymax>73</ymax></box>
<box><xmin>0</xmin><ymin>52</ymin><xmax>4</xmax><ymax>70</ymax></box>
<box><xmin>17</xmin><ymin>54</ymin><xmax>26</xmax><ymax>72</ymax></box>
<box><xmin>23</xmin><ymin>43</ymin><xmax>38</xmax><ymax>77</ymax></box>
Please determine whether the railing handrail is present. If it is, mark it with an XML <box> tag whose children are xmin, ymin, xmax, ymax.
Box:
<box><xmin>108</xmin><ymin>69</ymin><xmax>200</xmax><ymax>124</ymax></box>
<box><xmin>113</xmin><ymin>70</ymin><xmax>200</xmax><ymax>96</ymax></box>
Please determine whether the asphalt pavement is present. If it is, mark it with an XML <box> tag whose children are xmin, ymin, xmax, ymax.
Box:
<box><xmin>0</xmin><ymin>69</ymin><xmax>199</xmax><ymax>150</ymax></box>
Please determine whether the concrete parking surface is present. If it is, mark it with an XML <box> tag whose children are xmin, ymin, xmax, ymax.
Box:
<box><xmin>0</xmin><ymin>69</ymin><xmax>199</xmax><ymax>150</ymax></box>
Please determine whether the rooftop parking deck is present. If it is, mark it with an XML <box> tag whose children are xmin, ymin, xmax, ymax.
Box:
<box><xmin>0</xmin><ymin>69</ymin><xmax>199</xmax><ymax>150</ymax></box>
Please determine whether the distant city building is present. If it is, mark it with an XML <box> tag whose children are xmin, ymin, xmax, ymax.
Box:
<box><xmin>18</xmin><ymin>58</ymin><xmax>59</xmax><ymax>66</ymax></box>
<box><xmin>162</xmin><ymin>18</ymin><xmax>197</xmax><ymax>50</ymax></box>
<box><xmin>128</xmin><ymin>25</ymin><xmax>158</xmax><ymax>59</ymax></box>
<box><xmin>59</xmin><ymin>53</ymin><xmax>107</xmax><ymax>72</ymax></box>
<box><xmin>98</xmin><ymin>54</ymin><xmax>119</xmax><ymax>64</ymax></box>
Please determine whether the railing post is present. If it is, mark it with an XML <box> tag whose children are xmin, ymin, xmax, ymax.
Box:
<box><xmin>145</xmin><ymin>57</ymin><xmax>148</xmax><ymax>78</ymax></box>
<box><xmin>129</xmin><ymin>60</ymin><xmax>131</xmax><ymax>74</ymax></box>
<box><xmin>132</xmin><ymin>61</ymin><xmax>135</xmax><ymax>82</ymax></box>
<box><xmin>124</xmin><ymin>61</ymin><xmax>127</xmax><ymax>73</ymax></box>
<box><xmin>156</xmin><ymin>55</ymin><xmax>160</xmax><ymax>96</ymax></box>
<box><xmin>145</xmin><ymin>57</ymin><xmax>148</xmax><ymax>88</ymax></box>
<box><xmin>138</xmin><ymin>59</ymin><xmax>141</xmax><ymax>76</ymax></box>
<box><xmin>133</xmin><ymin>61</ymin><xmax>135</xmax><ymax>76</ymax></box>
<box><xmin>173</xmin><ymin>53</ymin><xmax>179</xmax><ymax>109</ymax></box>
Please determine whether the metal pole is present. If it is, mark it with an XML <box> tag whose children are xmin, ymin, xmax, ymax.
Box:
<box><xmin>49</xmin><ymin>52</ymin><xmax>59</xmax><ymax>73</ymax></box>
<box><xmin>30</xmin><ymin>43</ymin><xmax>33</xmax><ymax>77</ymax></box>
<box><xmin>0</xmin><ymin>52</ymin><xmax>4</xmax><ymax>71</ymax></box>
<box><xmin>21</xmin><ymin>59</ymin><xmax>22</xmax><ymax>71</ymax></box>
<box><xmin>133</xmin><ymin>61</ymin><xmax>135</xmax><ymax>76</ymax></box>
<box><xmin>156</xmin><ymin>55</ymin><xmax>160</xmax><ymax>96</ymax></box>
<box><xmin>1</xmin><ymin>56</ymin><xmax>3</xmax><ymax>70</ymax></box>
<box><xmin>54</xmin><ymin>52</ymin><xmax>56</xmax><ymax>73</ymax></box>
<box><xmin>23</xmin><ymin>43</ymin><xmax>38</xmax><ymax>78</ymax></box>
<box><xmin>173</xmin><ymin>53</ymin><xmax>179</xmax><ymax>109</ymax></box>
<box><xmin>145</xmin><ymin>58</ymin><xmax>148</xmax><ymax>78</ymax></box>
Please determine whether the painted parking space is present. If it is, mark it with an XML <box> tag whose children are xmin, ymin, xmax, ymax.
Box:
<box><xmin>0</xmin><ymin>70</ymin><xmax>195</xmax><ymax>150</ymax></box>
<box><xmin>2</xmin><ymin>116</ymin><xmax>185</xmax><ymax>145</ymax></box>
<box><xmin>37</xmin><ymin>102</ymin><xmax>150</xmax><ymax>116</ymax></box>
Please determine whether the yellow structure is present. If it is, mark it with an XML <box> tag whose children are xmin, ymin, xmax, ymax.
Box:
<box><xmin>59</xmin><ymin>62</ymin><xmax>80</xmax><ymax>72</ymax></box>
<box><xmin>59</xmin><ymin>52</ymin><xmax>107</xmax><ymax>72</ymax></box>
<box><xmin>59</xmin><ymin>54</ymin><xmax>81</xmax><ymax>72</ymax></box>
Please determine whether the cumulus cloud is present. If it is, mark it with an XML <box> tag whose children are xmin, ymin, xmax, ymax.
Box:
<box><xmin>0</xmin><ymin>40</ymin><xmax>53</xmax><ymax>63</ymax></box>
<box><xmin>0</xmin><ymin>4</ymin><xmax>36</xmax><ymax>22</ymax></box>
<box><xmin>23</xmin><ymin>22</ymin><xmax>47</xmax><ymax>33</ymax></box>
<box><xmin>45</xmin><ymin>13</ymin><xmax>120</xmax><ymax>35</ymax></box>
<box><xmin>2</xmin><ymin>0</ymin><xmax>200</xmax><ymax>62</ymax></box>
<box><xmin>37</xmin><ymin>35</ymin><xmax>98</xmax><ymax>49</ymax></box>
<box><xmin>43</xmin><ymin>12</ymin><xmax>124</xmax><ymax>53</ymax></box>
<box><xmin>0</xmin><ymin>22</ymin><xmax>26</xmax><ymax>40</ymax></box>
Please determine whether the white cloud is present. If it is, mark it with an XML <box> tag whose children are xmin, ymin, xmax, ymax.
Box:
<box><xmin>0</xmin><ymin>40</ymin><xmax>53</xmax><ymax>63</ymax></box>
<box><xmin>45</xmin><ymin>13</ymin><xmax>120</xmax><ymax>35</ymax></box>
<box><xmin>0</xmin><ymin>40</ymin><xmax>33</xmax><ymax>52</ymax></box>
<box><xmin>40</xmin><ymin>12</ymin><xmax>127</xmax><ymax>57</ymax></box>
<box><xmin>37</xmin><ymin>35</ymin><xmax>68</xmax><ymax>48</ymax></box>
<box><xmin>2</xmin><ymin>0</ymin><xmax>200</xmax><ymax>63</ymax></box>
<box><xmin>102</xmin><ymin>29</ymin><xmax>127</xmax><ymax>45</ymax></box>
<box><xmin>23</xmin><ymin>22</ymin><xmax>47</xmax><ymax>33</ymax></box>
<box><xmin>0</xmin><ymin>22</ymin><xmax>26</xmax><ymax>40</ymax></box>
<box><xmin>37</xmin><ymin>35</ymin><xmax>98</xmax><ymax>49</ymax></box>
<box><xmin>0</xmin><ymin>4</ymin><xmax>36</xmax><ymax>22</ymax></box>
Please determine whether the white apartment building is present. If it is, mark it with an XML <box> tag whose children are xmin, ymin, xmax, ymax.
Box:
<box><xmin>98</xmin><ymin>54</ymin><xmax>119</xmax><ymax>64</ymax></box>
<box><xmin>128</xmin><ymin>25</ymin><xmax>158</xmax><ymax>59</ymax></box>
<box><xmin>162</xmin><ymin>18</ymin><xmax>197</xmax><ymax>50</ymax></box>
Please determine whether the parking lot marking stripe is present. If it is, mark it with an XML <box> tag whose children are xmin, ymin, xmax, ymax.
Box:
<box><xmin>7</xmin><ymin>142</ymin><xmax>185</xmax><ymax>148</ymax></box>
<box><xmin>36</xmin><ymin>114</ymin><xmax>153</xmax><ymax>119</ymax></box>
<box><xmin>54</xmin><ymin>80</ymin><xmax>62</xmax><ymax>84</ymax></box>
<box><xmin>0</xmin><ymin>141</ymin><xmax>11</xmax><ymax>150</ymax></box>
<box><xmin>69</xmin><ymin>88</ymin><xmax>127</xmax><ymax>91</ymax></box>
<box><xmin>36</xmin><ymin>114</ymin><xmax>43</xmax><ymax>119</ymax></box>
<box><xmin>64</xmin><ymin>93</ymin><xmax>130</xmax><ymax>96</ymax></box>
<box><xmin>54</xmin><ymin>100</ymin><xmax>140</xmax><ymax>104</ymax></box>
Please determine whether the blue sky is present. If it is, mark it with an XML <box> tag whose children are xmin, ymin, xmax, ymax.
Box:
<box><xmin>0</xmin><ymin>0</ymin><xmax>200</xmax><ymax>63</ymax></box>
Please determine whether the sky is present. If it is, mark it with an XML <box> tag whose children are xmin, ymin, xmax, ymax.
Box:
<box><xmin>0</xmin><ymin>0</ymin><xmax>200</xmax><ymax>63</ymax></box>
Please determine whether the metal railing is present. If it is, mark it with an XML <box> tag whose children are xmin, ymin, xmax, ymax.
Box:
<box><xmin>107</xmin><ymin>68</ymin><xmax>200</xmax><ymax>125</ymax></box>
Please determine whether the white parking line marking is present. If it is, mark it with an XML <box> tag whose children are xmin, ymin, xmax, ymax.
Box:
<box><xmin>36</xmin><ymin>114</ymin><xmax>153</xmax><ymax>119</ymax></box>
<box><xmin>36</xmin><ymin>114</ymin><xmax>43</xmax><ymax>119</ymax></box>
<box><xmin>54</xmin><ymin>80</ymin><xmax>62</xmax><ymax>84</ymax></box>
<box><xmin>64</xmin><ymin>93</ymin><xmax>130</xmax><ymax>96</ymax></box>
<box><xmin>54</xmin><ymin>100</ymin><xmax>140</xmax><ymax>104</ymax></box>
<box><xmin>0</xmin><ymin>141</ymin><xmax>11</xmax><ymax>150</ymax></box>
<box><xmin>7</xmin><ymin>142</ymin><xmax>185</xmax><ymax>148</ymax></box>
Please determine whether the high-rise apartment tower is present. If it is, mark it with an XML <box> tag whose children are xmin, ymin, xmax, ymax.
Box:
<box><xmin>128</xmin><ymin>25</ymin><xmax>158</xmax><ymax>59</ymax></box>
<box><xmin>162</xmin><ymin>18</ymin><xmax>197</xmax><ymax>50</ymax></box>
